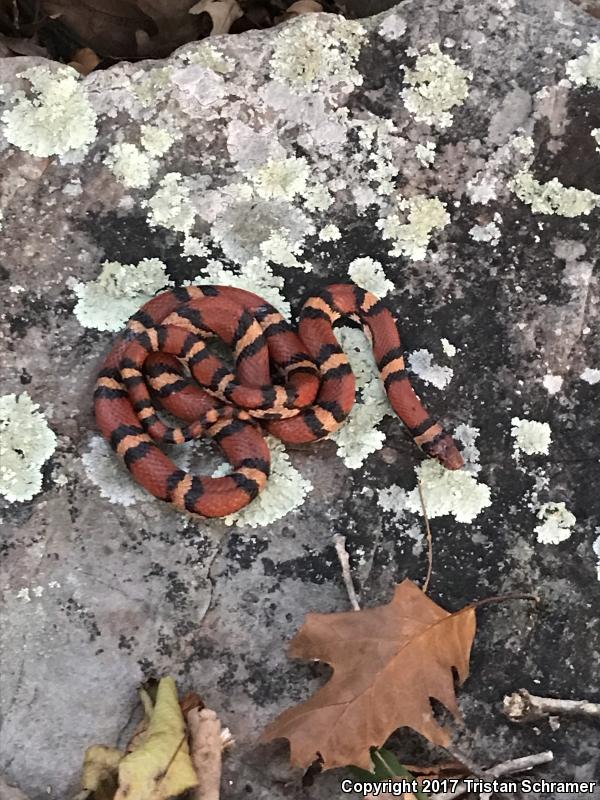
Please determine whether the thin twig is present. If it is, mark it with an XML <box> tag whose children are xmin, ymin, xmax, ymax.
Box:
<box><xmin>503</xmin><ymin>689</ymin><xmax>600</xmax><ymax>723</ymax></box>
<box><xmin>432</xmin><ymin>750</ymin><xmax>554</xmax><ymax>800</ymax></box>
<box><xmin>442</xmin><ymin>746</ymin><xmax>515</xmax><ymax>800</ymax></box>
<box><xmin>187</xmin><ymin>707</ymin><xmax>233</xmax><ymax>800</ymax></box>
<box><xmin>417</xmin><ymin>480</ymin><xmax>433</xmax><ymax>594</ymax></box>
<box><xmin>333</xmin><ymin>534</ymin><xmax>361</xmax><ymax>611</ymax></box>
<box><xmin>443</xmin><ymin>746</ymin><xmax>488</xmax><ymax>780</ymax></box>
<box><xmin>466</xmin><ymin>592</ymin><xmax>540</xmax><ymax>611</ymax></box>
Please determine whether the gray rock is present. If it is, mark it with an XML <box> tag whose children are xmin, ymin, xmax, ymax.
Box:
<box><xmin>1</xmin><ymin>2</ymin><xmax>599</xmax><ymax>799</ymax></box>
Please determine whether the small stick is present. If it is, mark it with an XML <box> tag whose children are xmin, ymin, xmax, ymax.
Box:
<box><xmin>187</xmin><ymin>708</ymin><xmax>228</xmax><ymax>800</ymax></box>
<box><xmin>443</xmin><ymin>745</ymin><xmax>488</xmax><ymax>780</ymax></box>
<box><xmin>333</xmin><ymin>534</ymin><xmax>361</xmax><ymax>611</ymax></box>
<box><xmin>503</xmin><ymin>689</ymin><xmax>600</xmax><ymax>723</ymax></box>
<box><xmin>417</xmin><ymin>480</ymin><xmax>433</xmax><ymax>594</ymax></box>
<box><xmin>432</xmin><ymin>750</ymin><xmax>554</xmax><ymax>800</ymax></box>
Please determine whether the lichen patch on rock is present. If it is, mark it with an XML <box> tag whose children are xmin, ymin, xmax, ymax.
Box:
<box><xmin>73</xmin><ymin>258</ymin><xmax>172</xmax><ymax>331</ymax></box>
<box><xmin>401</xmin><ymin>44</ymin><xmax>472</xmax><ymax>129</ymax></box>
<box><xmin>0</xmin><ymin>393</ymin><xmax>57</xmax><ymax>502</ymax></box>
<box><xmin>1</xmin><ymin>66</ymin><xmax>97</xmax><ymax>158</ymax></box>
<box><xmin>511</xmin><ymin>417</ymin><xmax>553</xmax><ymax>457</ymax></box>
<box><xmin>534</xmin><ymin>502</ymin><xmax>576</xmax><ymax>545</ymax></box>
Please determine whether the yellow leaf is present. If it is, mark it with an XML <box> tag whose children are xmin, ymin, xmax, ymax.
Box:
<box><xmin>115</xmin><ymin>676</ymin><xmax>199</xmax><ymax>800</ymax></box>
<box><xmin>78</xmin><ymin>744</ymin><xmax>122</xmax><ymax>800</ymax></box>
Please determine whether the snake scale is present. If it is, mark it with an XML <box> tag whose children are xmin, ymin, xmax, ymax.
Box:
<box><xmin>94</xmin><ymin>283</ymin><xmax>464</xmax><ymax>517</ymax></box>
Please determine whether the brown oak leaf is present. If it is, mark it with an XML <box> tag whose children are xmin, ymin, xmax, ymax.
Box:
<box><xmin>261</xmin><ymin>579</ymin><xmax>476</xmax><ymax>771</ymax></box>
<box><xmin>41</xmin><ymin>0</ymin><xmax>205</xmax><ymax>60</ymax></box>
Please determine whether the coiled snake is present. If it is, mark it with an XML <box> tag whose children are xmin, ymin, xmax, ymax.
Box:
<box><xmin>95</xmin><ymin>284</ymin><xmax>464</xmax><ymax>517</ymax></box>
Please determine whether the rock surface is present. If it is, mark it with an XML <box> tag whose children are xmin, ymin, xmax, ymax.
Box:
<box><xmin>1</xmin><ymin>1</ymin><xmax>599</xmax><ymax>798</ymax></box>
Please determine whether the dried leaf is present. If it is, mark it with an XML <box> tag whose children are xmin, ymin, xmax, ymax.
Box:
<box><xmin>68</xmin><ymin>47</ymin><xmax>101</xmax><ymax>74</ymax></box>
<box><xmin>0</xmin><ymin>34</ymin><xmax>49</xmax><ymax>58</ymax></box>
<box><xmin>189</xmin><ymin>0</ymin><xmax>243</xmax><ymax>34</ymax></box>
<box><xmin>286</xmin><ymin>1</ymin><xmax>323</xmax><ymax>15</ymax></box>
<box><xmin>124</xmin><ymin>688</ymin><xmax>154</xmax><ymax>754</ymax></box>
<box><xmin>115</xmin><ymin>676</ymin><xmax>198</xmax><ymax>800</ymax></box>
<box><xmin>261</xmin><ymin>579</ymin><xmax>476</xmax><ymax>771</ymax></box>
<box><xmin>187</xmin><ymin>708</ymin><xmax>224</xmax><ymax>800</ymax></box>
<box><xmin>41</xmin><ymin>0</ymin><xmax>204</xmax><ymax>59</ymax></box>
<box><xmin>76</xmin><ymin>745</ymin><xmax>122</xmax><ymax>800</ymax></box>
<box><xmin>42</xmin><ymin>0</ymin><xmax>154</xmax><ymax>59</ymax></box>
<box><xmin>180</xmin><ymin>691</ymin><xmax>205</xmax><ymax>716</ymax></box>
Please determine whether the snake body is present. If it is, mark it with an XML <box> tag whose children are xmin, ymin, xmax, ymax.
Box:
<box><xmin>94</xmin><ymin>283</ymin><xmax>464</xmax><ymax>517</ymax></box>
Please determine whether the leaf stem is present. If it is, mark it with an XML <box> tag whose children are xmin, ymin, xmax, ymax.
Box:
<box><xmin>417</xmin><ymin>480</ymin><xmax>433</xmax><ymax>595</ymax></box>
<box><xmin>467</xmin><ymin>592</ymin><xmax>540</xmax><ymax>610</ymax></box>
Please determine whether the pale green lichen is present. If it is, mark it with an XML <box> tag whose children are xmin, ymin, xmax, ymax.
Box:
<box><xmin>252</xmin><ymin>157</ymin><xmax>310</xmax><ymax>201</ymax></box>
<box><xmin>185</xmin><ymin>43</ymin><xmax>235</xmax><ymax>74</ymax></box>
<box><xmin>347</xmin><ymin>257</ymin><xmax>394</xmax><ymax>297</ymax></box>
<box><xmin>510</xmin><ymin>171</ymin><xmax>599</xmax><ymax>217</ymax></box>
<box><xmin>401</xmin><ymin>44</ymin><xmax>472</xmax><ymax>129</ymax></box>
<box><xmin>193</xmin><ymin>258</ymin><xmax>291</xmax><ymax>318</ymax></box>
<box><xmin>140</xmin><ymin>125</ymin><xmax>177</xmax><ymax>157</ymax></box>
<box><xmin>377</xmin><ymin>195</ymin><xmax>450</xmax><ymax>260</ymax></box>
<box><xmin>216</xmin><ymin>437</ymin><xmax>313</xmax><ymax>528</ymax></box>
<box><xmin>415</xmin><ymin>141</ymin><xmax>436</xmax><ymax>166</ymax></box>
<box><xmin>182</xmin><ymin>235</ymin><xmax>210</xmax><ymax>258</ymax></box>
<box><xmin>469</xmin><ymin>221</ymin><xmax>501</xmax><ymax>244</ymax></box>
<box><xmin>73</xmin><ymin>258</ymin><xmax>172</xmax><ymax>331</ymax></box>
<box><xmin>511</xmin><ymin>417</ymin><xmax>552</xmax><ymax>457</ymax></box>
<box><xmin>259</xmin><ymin>230</ymin><xmax>307</xmax><ymax>270</ymax></box>
<box><xmin>331</xmin><ymin>402</ymin><xmax>388</xmax><ymax>470</ymax></box>
<box><xmin>378</xmin><ymin>459</ymin><xmax>492</xmax><ymax>524</ymax></box>
<box><xmin>318</xmin><ymin>224</ymin><xmax>341</xmax><ymax>242</ymax></box>
<box><xmin>409</xmin><ymin>349</ymin><xmax>453</xmax><ymax>389</ymax></box>
<box><xmin>454</xmin><ymin>424</ymin><xmax>482</xmax><ymax>475</ymax></box>
<box><xmin>378</xmin><ymin>13</ymin><xmax>407</xmax><ymax>41</ymax></box>
<box><xmin>441</xmin><ymin>338</ymin><xmax>457</xmax><ymax>358</ymax></box>
<box><xmin>592</xmin><ymin>129</ymin><xmax>600</xmax><ymax>151</ymax></box>
<box><xmin>542</xmin><ymin>374</ymin><xmax>563</xmax><ymax>395</ymax></box>
<box><xmin>581</xmin><ymin>367</ymin><xmax>600</xmax><ymax>385</ymax></box>
<box><xmin>352</xmin><ymin>115</ymin><xmax>399</xmax><ymax>196</ymax></box>
<box><xmin>303</xmin><ymin>184</ymin><xmax>335</xmax><ymax>212</ymax></box>
<box><xmin>0</xmin><ymin>393</ymin><xmax>57</xmax><ymax>503</ymax></box>
<box><xmin>412</xmin><ymin>460</ymin><xmax>492</xmax><ymax>522</ymax></box>
<box><xmin>2</xmin><ymin>66</ymin><xmax>97</xmax><ymax>158</ymax></box>
<box><xmin>105</xmin><ymin>143</ymin><xmax>155</xmax><ymax>189</ymax></box>
<box><xmin>594</xmin><ymin>531</ymin><xmax>600</xmax><ymax>581</ymax></box>
<box><xmin>378</xmin><ymin>426</ymin><xmax>490</xmax><ymax>523</ymax></box>
<box><xmin>512</xmin><ymin>134</ymin><xmax>535</xmax><ymax>156</ymax></box>
<box><xmin>534</xmin><ymin>502</ymin><xmax>576</xmax><ymax>545</ymax></box>
<box><xmin>269</xmin><ymin>14</ymin><xmax>365</xmax><ymax>92</ymax></box>
<box><xmin>329</xmin><ymin>327</ymin><xmax>392</xmax><ymax>469</ymax></box>
<box><xmin>147</xmin><ymin>173</ymin><xmax>196</xmax><ymax>233</ymax></box>
<box><xmin>565</xmin><ymin>41</ymin><xmax>600</xmax><ymax>88</ymax></box>
<box><xmin>211</xmin><ymin>195</ymin><xmax>314</xmax><ymax>265</ymax></box>
<box><xmin>133</xmin><ymin>66</ymin><xmax>174</xmax><ymax>106</ymax></box>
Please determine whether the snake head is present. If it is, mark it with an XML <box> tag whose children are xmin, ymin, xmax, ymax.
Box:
<box><xmin>426</xmin><ymin>433</ymin><xmax>465</xmax><ymax>470</ymax></box>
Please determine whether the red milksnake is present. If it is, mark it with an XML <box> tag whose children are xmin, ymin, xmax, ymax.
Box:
<box><xmin>94</xmin><ymin>283</ymin><xmax>464</xmax><ymax>517</ymax></box>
